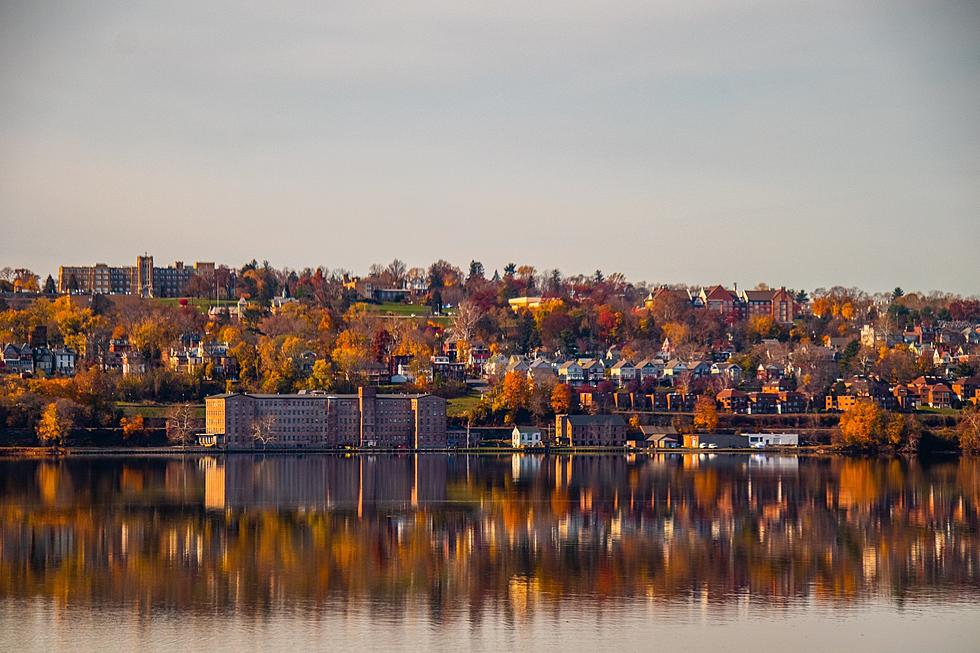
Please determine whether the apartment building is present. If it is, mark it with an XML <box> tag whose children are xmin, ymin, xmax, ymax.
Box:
<box><xmin>205</xmin><ymin>386</ymin><xmax>447</xmax><ymax>449</ymax></box>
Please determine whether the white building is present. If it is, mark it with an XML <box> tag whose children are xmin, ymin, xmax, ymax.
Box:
<box><xmin>745</xmin><ymin>433</ymin><xmax>799</xmax><ymax>447</ymax></box>
<box><xmin>512</xmin><ymin>426</ymin><xmax>544</xmax><ymax>449</ymax></box>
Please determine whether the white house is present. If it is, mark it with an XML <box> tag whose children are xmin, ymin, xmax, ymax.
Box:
<box><xmin>512</xmin><ymin>426</ymin><xmax>544</xmax><ymax>448</ymax></box>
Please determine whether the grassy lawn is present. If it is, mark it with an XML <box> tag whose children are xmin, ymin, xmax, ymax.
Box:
<box><xmin>916</xmin><ymin>407</ymin><xmax>960</xmax><ymax>416</ymax></box>
<box><xmin>153</xmin><ymin>297</ymin><xmax>238</xmax><ymax>313</ymax></box>
<box><xmin>448</xmin><ymin>394</ymin><xmax>483</xmax><ymax>418</ymax></box>
<box><xmin>117</xmin><ymin>402</ymin><xmax>205</xmax><ymax>419</ymax></box>
<box><xmin>356</xmin><ymin>301</ymin><xmax>454</xmax><ymax>323</ymax></box>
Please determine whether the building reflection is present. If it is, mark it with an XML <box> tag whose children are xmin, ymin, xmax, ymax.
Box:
<box><xmin>0</xmin><ymin>454</ymin><xmax>977</xmax><ymax>620</ymax></box>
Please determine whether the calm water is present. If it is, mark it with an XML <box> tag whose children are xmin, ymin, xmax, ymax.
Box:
<box><xmin>0</xmin><ymin>453</ymin><xmax>978</xmax><ymax>652</ymax></box>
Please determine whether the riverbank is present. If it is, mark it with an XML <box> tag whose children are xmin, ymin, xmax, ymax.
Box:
<box><xmin>0</xmin><ymin>444</ymin><xmax>958</xmax><ymax>458</ymax></box>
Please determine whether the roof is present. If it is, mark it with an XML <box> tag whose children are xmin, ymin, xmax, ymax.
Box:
<box><xmin>716</xmin><ymin>389</ymin><xmax>748</xmax><ymax>398</ymax></box>
<box><xmin>742</xmin><ymin>289</ymin><xmax>775</xmax><ymax>302</ymax></box>
<box><xmin>639</xmin><ymin>425</ymin><xmax>677</xmax><ymax>436</ymax></box>
<box><xmin>512</xmin><ymin>425</ymin><xmax>542</xmax><ymax>434</ymax></box>
<box><xmin>560</xmin><ymin>414</ymin><xmax>627</xmax><ymax>426</ymax></box>
<box><xmin>207</xmin><ymin>391</ymin><xmax>440</xmax><ymax>400</ymax></box>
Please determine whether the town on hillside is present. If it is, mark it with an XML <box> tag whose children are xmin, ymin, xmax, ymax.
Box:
<box><xmin>1</xmin><ymin>257</ymin><xmax>979</xmax><ymax>451</ymax></box>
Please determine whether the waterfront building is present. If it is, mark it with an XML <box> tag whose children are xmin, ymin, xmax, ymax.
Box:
<box><xmin>554</xmin><ymin>414</ymin><xmax>627</xmax><ymax>447</ymax></box>
<box><xmin>512</xmin><ymin>426</ymin><xmax>545</xmax><ymax>449</ymax></box>
<box><xmin>205</xmin><ymin>387</ymin><xmax>447</xmax><ymax>449</ymax></box>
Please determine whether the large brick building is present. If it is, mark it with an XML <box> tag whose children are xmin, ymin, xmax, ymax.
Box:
<box><xmin>554</xmin><ymin>414</ymin><xmax>627</xmax><ymax>447</ymax></box>
<box><xmin>58</xmin><ymin>254</ymin><xmax>215</xmax><ymax>297</ymax></box>
<box><xmin>205</xmin><ymin>387</ymin><xmax>447</xmax><ymax>449</ymax></box>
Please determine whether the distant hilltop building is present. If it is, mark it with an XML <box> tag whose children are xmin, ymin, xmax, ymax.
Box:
<box><xmin>58</xmin><ymin>254</ymin><xmax>215</xmax><ymax>297</ymax></box>
<box><xmin>204</xmin><ymin>386</ymin><xmax>447</xmax><ymax>449</ymax></box>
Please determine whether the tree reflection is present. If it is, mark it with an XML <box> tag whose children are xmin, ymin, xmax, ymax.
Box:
<box><xmin>0</xmin><ymin>454</ymin><xmax>977</xmax><ymax>620</ymax></box>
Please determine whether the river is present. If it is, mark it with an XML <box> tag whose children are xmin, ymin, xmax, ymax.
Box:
<box><xmin>0</xmin><ymin>453</ymin><xmax>977</xmax><ymax>651</ymax></box>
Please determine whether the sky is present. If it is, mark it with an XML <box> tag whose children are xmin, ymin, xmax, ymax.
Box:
<box><xmin>1</xmin><ymin>0</ymin><xmax>978</xmax><ymax>295</ymax></box>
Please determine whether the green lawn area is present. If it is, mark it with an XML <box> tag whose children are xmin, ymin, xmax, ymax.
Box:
<box><xmin>117</xmin><ymin>402</ymin><xmax>205</xmax><ymax>419</ymax></box>
<box><xmin>448</xmin><ymin>394</ymin><xmax>483</xmax><ymax>418</ymax></box>
<box><xmin>357</xmin><ymin>301</ymin><xmax>454</xmax><ymax>323</ymax></box>
<box><xmin>153</xmin><ymin>297</ymin><xmax>238</xmax><ymax>313</ymax></box>
<box><xmin>916</xmin><ymin>407</ymin><xmax>960</xmax><ymax>416</ymax></box>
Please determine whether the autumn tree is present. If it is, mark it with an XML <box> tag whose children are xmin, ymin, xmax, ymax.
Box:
<box><xmin>499</xmin><ymin>372</ymin><xmax>531</xmax><ymax>414</ymax></box>
<box><xmin>120</xmin><ymin>415</ymin><xmax>145</xmax><ymax>440</ymax></box>
<box><xmin>885</xmin><ymin>413</ymin><xmax>922</xmax><ymax>451</ymax></box>
<box><xmin>332</xmin><ymin>329</ymin><xmax>371</xmax><ymax>382</ymax></box>
<box><xmin>551</xmin><ymin>383</ymin><xmax>572</xmax><ymax>415</ymax></box>
<box><xmin>959</xmin><ymin>405</ymin><xmax>980</xmax><ymax>454</ymax></box>
<box><xmin>836</xmin><ymin>400</ymin><xmax>886</xmax><ymax>448</ymax></box>
<box><xmin>36</xmin><ymin>399</ymin><xmax>77</xmax><ymax>449</ymax></box>
<box><xmin>692</xmin><ymin>395</ymin><xmax>719</xmax><ymax>433</ymax></box>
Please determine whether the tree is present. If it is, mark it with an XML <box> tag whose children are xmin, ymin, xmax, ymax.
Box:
<box><xmin>166</xmin><ymin>404</ymin><xmax>197</xmax><ymax>446</ymax></box>
<box><xmin>385</xmin><ymin>259</ymin><xmax>407</xmax><ymax>286</ymax></box>
<box><xmin>500</xmin><ymin>372</ymin><xmax>531</xmax><ymax>414</ymax></box>
<box><xmin>885</xmin><ymin>413</ymin><xmax>922</xmax><ymax>451</ymax></box>
<box><xmin>692</xmin><ymin>395</ymin><xmax>719</xmax><ymax>433</ymax></box>
<box><xmin>467</xmin><ymin>260</ymin><xmax>485</xmax><ymax>283</ymax></box>
<box><xmin>251</xmin><ymin>414</ymin><xmax>278</xmax><ymax>449</ymax></box>
<box><xmin>332</xmin><ymin>330</ymin><xmax>371</xmax><ymax>381</ymax></box>
<box><xmin>36</xmin><ymin>399</ymin><xmax>76</xmax><ymax>449</ymax></box>
<box><xmin>959</xmin><ymin>405</ymin><xmax>980</xmax><ymax>454</ymax></box>
<box><xmin>551</xmin><ymin>383</ymin><xmax>572</xmax><ymax>414</ymax></box>
<box><xmin>43</xmin><ymin>275</ymin><xmax>57</xmax><ymax>294</ymax></box>
<box><xmin>120</xmin><ymin>415</ymin><xmax>146</xmax><ymax>440</ymax></box>
<box><xmin>836</xmin><ymin>400</ymin><xmax>885</xmax><ymax>447</ymax></box>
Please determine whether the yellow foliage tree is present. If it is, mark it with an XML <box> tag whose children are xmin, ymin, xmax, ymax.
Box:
<box><xmin>836</xmin><ymin>400</ymin><xmax>885</xmax><ymax>447</ymax></box>
<box><xmin>500</xmin><ymin>372</ymin><xmax>531</xmax><ymax>413</ymax></box>
<box><xmin>36</xmin><ymin>399</ymin><xmax>76</xmax><ymax>448</ymax></box>
<box><xmin>692</xmin><ymin>395</ymin><xmax>719</xmax><ymax>433</ymax></box>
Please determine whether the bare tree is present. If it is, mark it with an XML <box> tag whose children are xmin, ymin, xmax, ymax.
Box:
<box><xmin>250</xmin><ymin>414</ymin><xmax>278</xmax><ymax>449</ymax></box>
<box><xmin>386</xmin><ymin>259</ymin><xmax>407</xmax><ymax>287</ymax></box>
<box><xmin>166</xmin><ymin>404</ymin><xmax>197</xmax><ymax>447</ymax></box>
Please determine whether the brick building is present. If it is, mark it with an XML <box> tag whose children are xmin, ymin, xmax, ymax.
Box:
<box><xmin>554</xmin><ymin>414</ymin><xmax>627</xmax><ymax>447</ymax></box>
<box><xmin>58</xmin><ymin>254</ymin><xmax>216</xmax><ymax>297</ymax></box>
<box><xmin>205</xmin><ymin>387</ymin><xmax>446</xmax><ymax>449</ymax></box>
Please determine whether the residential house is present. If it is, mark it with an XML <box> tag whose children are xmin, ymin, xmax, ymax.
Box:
<box><xmin>664</xmin><ymin>359</ymin><xmax>688</xmax><ymax>378</ymax></box>
<box><xmin>747</xmin><ymin>392</ymin><xmax>778</xmax><ymax>414</ymax></box>
<box><xmin>609</xmin><ymin>359</ymin><xmax>636</xmax><ymax>386</ymax></box>
<box><xmin>687</xmin><ymin>360</ymin><xmax>712</xmax><ymax>378</ymax></box>
<box><xmin>716</xmin><ymin>388</ymin><xmax>749</xmax><ymax>413</ymax></box>
<box><xmin>558</xmin><ymin>360</ymin><xmax>585</xmax><ymax>385</ymax></box>
<box><xmin>527</xmin><ymin>358</ymin><xmax>556</xmax><ymax>384</ymax></box>
<box><xmin>512</xmin><ymin>426</ymin><xmax>545</xmax><ymax>449</ymax></box>
<box><xmin>635</xmin><ymin>358</ymin><xmax>664</xmax><ymax>381</ymax></box>
<box><xmin>775</xmin><ymin>391</ymin><xmax>806</xmax><ymax>414</ymax></box>
<box><xmin>579</xmin><ymin>358</ymin><xmax>606</xmax><ymax>384</ymax></box>
<box><xmin>711</xmin><ymin>362</ymin><xmax>743</xmax><ymax>382</ymax></box>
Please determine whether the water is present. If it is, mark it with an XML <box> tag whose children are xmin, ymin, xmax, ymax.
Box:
<box><xmin>0</xmin><ymin>453</ymin><xmax>978</xmax><ymax>652</ymax></box>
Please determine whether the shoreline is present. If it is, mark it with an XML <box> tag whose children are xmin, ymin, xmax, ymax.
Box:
<box><xmin>0</xmin><ymin>445</ymin><xmax>961</xmax><ymax>458</ymax></box>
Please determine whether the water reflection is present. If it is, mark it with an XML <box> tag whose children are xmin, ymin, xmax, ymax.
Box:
<box><xmin>1</xmin><ymin>453</ymin><xmax>978</xmax><ymax>622</ymax></box>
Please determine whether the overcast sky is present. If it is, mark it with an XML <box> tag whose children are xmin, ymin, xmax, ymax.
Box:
<box><xmin>1</xmin><ymin>1</ymin><xmax>978</xmax><ymax>294</ymax></box>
